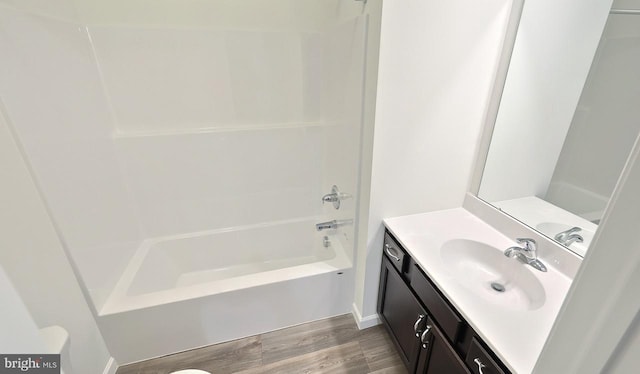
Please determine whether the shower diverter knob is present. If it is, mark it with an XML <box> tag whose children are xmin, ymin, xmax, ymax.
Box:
<box><xmin>321</xmin><ymin>185</ymin><xmax>352</xmax><ymax>210</ymax></box>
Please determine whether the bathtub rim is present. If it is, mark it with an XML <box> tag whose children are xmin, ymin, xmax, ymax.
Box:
<box><xmin>99</xmin><ymin>218</ymin><xmax>352</xmax><ymax>316</ymax></box>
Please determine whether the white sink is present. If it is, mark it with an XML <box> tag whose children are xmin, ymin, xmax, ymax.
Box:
<box><xmin>384</xmin><ymin>208</ymin><xmax>578</xmax><ymax>374</ymax></box>
<box><xmin>440</xmin><ymin>239</ymin><xmax>546</xmax><ymax>311</ymax></box>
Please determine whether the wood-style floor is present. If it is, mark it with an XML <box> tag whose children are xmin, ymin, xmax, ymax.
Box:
<box><xmin>116</xmin><ymin>314</ymin><xmax>406</xmax><ymax>374</ymax></box>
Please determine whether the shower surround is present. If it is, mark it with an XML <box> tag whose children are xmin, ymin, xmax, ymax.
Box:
<box><xmin>0</xmin><ymin>0</ymin><xmax>367</xmax><ymax>363</ymax></box>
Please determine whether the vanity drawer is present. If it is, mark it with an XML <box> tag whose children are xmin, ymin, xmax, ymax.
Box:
<box><xmin>465</xmin><ymin>338</ymin><xmax>506</xmax><ymax>374</ymax></box>
<box><xmin>383</xmin><ymin>232</ymin><xmax>407</xmax><ymax>274</ymax></box>
<box><xmin>410</xmin><ymin>263</ymin><xmax>463</xmax><ymax>342</ymax></box>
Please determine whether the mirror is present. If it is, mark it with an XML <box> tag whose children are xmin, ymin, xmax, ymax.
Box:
<box><xmin>478</xmin><ymin>0</ymin><xmax>640</xmax><ymax>257</ymax></box>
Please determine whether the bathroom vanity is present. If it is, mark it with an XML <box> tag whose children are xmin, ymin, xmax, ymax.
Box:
<box><xmin>372</xmin><ymin>0</ymin><xmax>636</xmax><ymax>371</ymax></box>
<box><xmin>378</xmin><ymin>231</ymin><xmax>505</xmax><ymax>374</ymax></box>
<box><xmin>377</xmin><ymin>208</ymin><xmax>577</xmax><ymax>374</ymax></box>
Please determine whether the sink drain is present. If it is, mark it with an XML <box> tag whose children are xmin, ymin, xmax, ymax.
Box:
<box><xmin>491</xmin><ymin>282</ymin><xmax>505</xmax><ymax>292</ymax></box>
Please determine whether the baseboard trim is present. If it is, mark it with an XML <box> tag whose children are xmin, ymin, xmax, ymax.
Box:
<box><xmin>351</xmin><ymin>302</ymin><xmax>380</xmax><ymax>330</ymax></box>
<box><xmin>103</xmin><ymin>357</ymin><xmax>118</xmax><ymax>374</ymax></box>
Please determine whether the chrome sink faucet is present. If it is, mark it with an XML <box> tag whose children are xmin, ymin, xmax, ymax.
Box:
<box><xmin>504</xmin><ymin>238</ymin><xmax>547</xmax><ymax>272</ymax></box>
<box><xmin>554</xmin><ymin>226</ymin><xmax>584</xmax><ymax>246</ymax></box>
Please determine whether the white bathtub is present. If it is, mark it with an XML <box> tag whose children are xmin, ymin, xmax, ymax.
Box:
<box><xmin>98</xmin><ymin>218</ymin><xmax>353</xmax><ymax>364</ymax></box>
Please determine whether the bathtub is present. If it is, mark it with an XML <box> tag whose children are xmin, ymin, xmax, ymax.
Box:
<box><xmin>98</xmin><ymin>218</ymin><xmax>353</xmax><ymax>364</ymax></box>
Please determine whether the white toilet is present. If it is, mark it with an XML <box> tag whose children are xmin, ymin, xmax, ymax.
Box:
<box><xmin>171</xmin><ymin>370</ymin><xmax>210</xmax><ymax>374</ymax></box>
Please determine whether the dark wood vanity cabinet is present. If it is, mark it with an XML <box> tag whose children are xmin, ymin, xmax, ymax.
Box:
<box><xmin>378</xmin><ymin>230</ymin><xmax>508</xmax><ymax>374</ymax></box>
<box><xmin>415</xmin><ymin>317</ymin><xmax>469</xmax><ymax>374</ymax></box>
<box><xmin>378</xmin><ymin>254</ymin><xmax>423</xmax><ymax>369</ymax></box>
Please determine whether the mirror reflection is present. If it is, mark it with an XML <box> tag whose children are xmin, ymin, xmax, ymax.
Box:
<box><xmin>479</xmin><ymin>2</ymin><xmax>640</xmax><ymax>257</ymax></box>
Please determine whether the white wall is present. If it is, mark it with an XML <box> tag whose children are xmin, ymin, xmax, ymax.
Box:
<box><xmin>533</xmin><ymin>132</ymin><xmax>640</xmax><ymax>373</ymax></box>
<box><xmin>0</xmin><ymin>108</ymin><xmax>113</xmax><ymax>374</ymax></box>
<box><xmin>90</xmin><ymin>27</ymin><xmax>319</xmax><ymax>134</ymax></box>
<box><xmin>0</xmin><ymin>1</ymin><xmax>142</xmax><ymax>310</ymax></box>
<box><xmin>0</xmin><ymin>0</ymin><xmax>79</xmax><ymax>20</ymax></box>
<box><xmin>547</xmin><ymin>13</ymin><xmax>640</xmax><ymax>219</ymax></box>
<box><xmin>532</xmin><ymin>3</ymin><xmax>640</xmax><ymax>373</ymax></box>
<box><xmin>613</xmin><ymin>0</ymin><xmax>640</xmax><ymax>9</ymax></box>
<box><xmin>72</xmin><ymin>0</ymin><xmax>342</xmax><ymax>32</ymax></box>
<box><xmin>605</xmin><ymin>311</ymin><xmax>640</xmax><ymax>374</ymax></box>
<box><xmin>479</xmin><ymin>0</ymin><xmax>614</xmax><ymax>203</ymax></box>
<box><xmin>114</xmin><ymin>128</ymin><xmax>323</xmax><ymax>237</ymax></box>
<box><xmin>0</xmin><ymin>265</ymin><xmax>46</xmax><ymax>354</ymax></box>
<box><xmin>354</xmin><ymin>0</ymin><xmax>515</xmax><ymax>320</ymax></box>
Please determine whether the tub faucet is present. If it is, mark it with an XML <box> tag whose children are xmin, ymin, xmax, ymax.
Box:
<box><xmin>315</xmin><ymin>219</ymin><xmax>353</xmax><ymax>231</ymax></box>
<box><xmin>554</xmin><ymin>227</ymin><xmax>583</xmax><ymax>246</ymax></box>
<box><xmin>316</xmin><ymin>220</ymin><xmax>338</xmax><ymax>231</ymax></box>
<box><xmin>504</xmin><ymin>238</ymin><xmax>547</xmax><ymax>272</ymax></box>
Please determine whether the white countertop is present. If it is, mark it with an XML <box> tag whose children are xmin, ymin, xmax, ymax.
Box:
<box><xmin>383</xmin><ymin>208</ymin><xmax>574</xmax><ymax>374</ymax></box>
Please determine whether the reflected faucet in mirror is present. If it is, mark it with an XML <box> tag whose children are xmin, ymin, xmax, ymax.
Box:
<box><xmin>554</xmin><ymin>227</ymin><xmax>584</xmax><ymax>247</ymax></box>
<box><xmin>475</xmin><ymin>4</ymin><xmax>640</xmax><ymax>258</ymax></box>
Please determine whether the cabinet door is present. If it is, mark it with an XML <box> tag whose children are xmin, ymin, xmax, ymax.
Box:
<box><xmin>378</xmin><ymin>256</ymin><xmax>426</xmax><ymax>372</ymax></box>
<box><xmin>466</xmin><ymin>338</ymin><xmax>506</xmax><ymax>374</ymax></box>
<box><xmin>416</xmin><ymin>318</ymin><xmax>470</xmax><ymax>374</ymax></box>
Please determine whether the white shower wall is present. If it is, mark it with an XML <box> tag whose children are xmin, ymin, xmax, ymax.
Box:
<box><xmin>547</xmin><ymin>12</ymin><xmax>640</xmax><ymax>219</ymax></box>
<box><xmin>0</xmin><ymin>0</ymin><xmax>365</xmax><ymax>311</ymax></box>
<box><xmin>114</xmin><ymin>128</ymin><xmax>323</xmax><ymax>237</ymax></box>
<box><xmin>91</xmin><ymin>28</ymin><xmax>316</xmax><ymax>133</ymax></box>
<box><xmin>0</xmin><ymin>2</ymin><xmax>142</xmax><ymax>311</ymax></box>
<box><xmin>478</xmin><ymin>0</ymin><xmax>613</xmax><ymax>203</ymax></box>
<box><xmin>92</xmin><ymin>19</ymin><xmax>366</xmax><ymax>241</ymax></box>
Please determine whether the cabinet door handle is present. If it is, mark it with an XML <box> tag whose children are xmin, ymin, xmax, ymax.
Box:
<box><xmin>384</xmin><ymin>244</ymin><xmax>401</xmax><ymax>262</ymax></box>
<box><xmin>474</xmin><ymin>358</ymin><xmax>486</xmax><ymax>374</ymax></box>
<box><xmin>420</xmin><ymin>325</ymin><xmax>432</xmax><ymax>349</ymax></box>
<box><xmin>413</xmin><ymin>314</ymin><xmax>426</xmax><ymax>337</ymax></box>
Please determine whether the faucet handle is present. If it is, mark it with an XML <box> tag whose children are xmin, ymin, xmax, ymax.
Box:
<box><xmin>322</xmin><ymin>194</ymin><xmax>339</xmax><ymax>203</ymax></box>
<box><xmin>516</xmin><ymin>238</ymin><xmax>536</xmax><ymax>252</ymax></box>
<box><xmin>322</xmin><ymin>185</ymin><xmax>351</xmax><ymax>210</ymax></box>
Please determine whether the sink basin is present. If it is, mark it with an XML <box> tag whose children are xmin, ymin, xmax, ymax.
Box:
<box><xmin>440</xmin><ymin>239</ymin><xmax>546</xmax><ymax>311</ymax></box>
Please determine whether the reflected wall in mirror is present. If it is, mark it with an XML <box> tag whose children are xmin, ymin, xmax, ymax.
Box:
<box><xmin>478</xmin><ymin>0</ymin><xmax>640</xmax><ymax>257</ymax></box>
